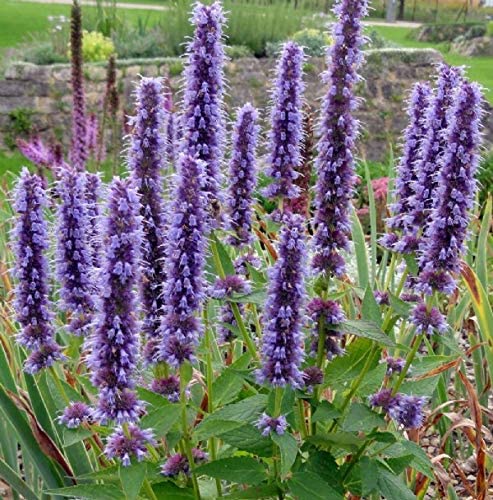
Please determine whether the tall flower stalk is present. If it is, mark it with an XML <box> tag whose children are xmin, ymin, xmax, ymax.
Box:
<box><xmin>84</xmin><ymin>172</ymin><xmax>102</xmax><ymax>268</ymax></box>
<box><xmin>226</xmin><ymin>103</ymin><xmax>259</xmax><ymax>247</ymax></box>
<box><xmin>69</xmin><ymin>0</ymin><xmax>87</xmax><ymax>171</ymax></box>
<box><xmin>264</xmin><ymin>41</ymin><xmax>305</xmax><ymax>201</ymax></box>
<box><xmin>418</xmin><ymin>81</ymin><xmax>483</xmax><ymax>294</ymax></box>
<box><xmin>13</xmin><ymin>169</ymin><xmax>64</xmax><ymax>373</ymax></box>
<box><xmin>127</xmin><ymin>77</ymin><xmax>168</xmax><ymax>363</ymax></box>
<box><xmin>56</xmin><ymin>168</ymin><xmax>95</xmax><ymax>336</ymax></box>
<box><xmin>181</xmin><ymin>1</ymin><xmax>226</xmax><ymax>222</ymax></box>
<box><xmin>87</xmin><ymin>178</ymin><xmax>143</xmax><ymax>424</ymax></box>
<box><xmin>312</xmin><ymin>0</ymin><xmax>368</xmax><ymax>277</ymax></box>
<box><xmin>258</xmin><ymin>213</ymin><xmax>307</xmax><ymax>389</ymax></box>
<box><xmin>157</xmin><ymin>155</ymin><xmax>208</xmax><ymax>367</ymax></box>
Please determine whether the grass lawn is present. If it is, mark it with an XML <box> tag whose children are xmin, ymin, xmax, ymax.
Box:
<box><xmin>370</xmin><ymin>25</ymin><xmax>493</xmax><ymax>102</ymax></box>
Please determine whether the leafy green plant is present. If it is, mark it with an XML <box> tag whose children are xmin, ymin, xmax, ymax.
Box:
<box><xmin>81</xmin><ymin>30</ymin><xmax>115</xmax><ymax>62</ymax></box>
<box><xmin>292</xmin><ymin>28</ymin><xmax>332</xmax><ymax>56</ymax></box>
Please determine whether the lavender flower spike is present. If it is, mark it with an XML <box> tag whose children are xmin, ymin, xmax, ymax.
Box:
<box><xmin>105</xmin><ymin>425</ymin><xmax>156</xmax><ymax>466</ymax></box>
<box><xmin>181</xmin><ymin>1</ymin><xmax>226</xmax><ymax>222</ymax></box>
<box><xmin>69</xmin><ymin>0</ymin><xmax>87</xmax><ymax>171</ymax></box>
<box><xmin>227</xmin><ymin>103</ymin><xmax>259</xmax><ymax>247</ymax></box>
<box><xmin>418</xmin><ymin>81</ymin><xmax>483</xmax><ymax>294</ymax></box>
<box><xmin>312</xmin><ymin>0</ymin><xmax>368</xmax><ymax>277</ymax></box>
<box><xmin>258</xmin><ymin>213</ymin><xmax>307</xmax><ymax>388</ymax></box>
<box><xmin>264</xmin><ymin>42</ymin><xmax>305</xmax><ymax>200</ymax></box>
<box><xmin>128</xmin><ymin>77</ymin><xmax>168</xmax><ymax>362</ymax></box>
<box><xmin>87</xmin><ymin>178</ymin><xmax>143</xmax><ymax>423</ymax></box>
<box><xmin>157</xmin><ymin>155</ymin><xmax>208</xmax><ymax>366</ymax></box>
<box><xmin>13</xmin><ymin>168</ymin><xmax>63</xmax><ymax>373</ymax></box>
<box><xmin>56</xmin><ymin>168</ymin><xmax>95</xmax><ymax>336</ymax></box>
<box><xmin>381</xmin><ymin>82</ymin><xmax>432</xmax><ymax>252</ymax></box>
<box><xmin>84</xmin><ymin>172</ymin><xmax>102</xmax><ymax>268</ymax></box>
<box><xmin>408</xmin><ymin>64</ymin><xmax>463</xmax><ymax>232</ymax></box>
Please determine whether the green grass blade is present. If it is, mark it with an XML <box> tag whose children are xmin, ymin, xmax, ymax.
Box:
<box><xmin>475</xmin><ymin>195</ymin><xmax>491</xmax><ymax>291</ymax></box>
<box><xmin>364</xmin><ymin>162</ymin><xmax>377</xmax><ymax>286</ymax></box>
<box><xmin>0</xmin><ymin>457</ymin><xmax>38</xmax><ymax>500</ymax></box>
<box><xmin>351</xmin><ymin>207</ymin><xmax>370</xmax><ymax>290</ymax></box>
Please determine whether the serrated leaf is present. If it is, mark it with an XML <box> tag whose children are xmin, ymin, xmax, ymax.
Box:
<box><xmin>45</xmin><ymin>485</ymin><xmax>124</xmax><ymax>500</ymax></box>
<box><xmin>386</xmin><ymin>455</ymin><xmax>414</xmax><ymax>475</ymax></box>
<box><xmin>400</xmin><ymin>375</ymin><xmax>440</xmax><ymax>397</ymax></box>
<box><xmin>356</xmin><ymin>363</ymin><xmax>387</xmax><ymax>398</ymax></box>
<box><xmin>383</xmin><ymin>441</ymin><xmax>433</xmax><ymax>478</ymax></box>
<box><xmin>151</xmin><ymin>482</ymin><xmax>194</xmax><ymax>498</ymax></box>
<box><xmin>307</xmin><ymin>432</ymin><xmax>364</xmax><ymax>453</ymax></box>
<box><xmin>389</xmin><ymin>294</ymin><xmax>412</xmax><ymax>317</ymax></box>
<box><xmin>119</xmin><ymin>461</ymin><xmax>146</xmax><ymax>500</ymax></box>
<box><xmin>140</xmin><ymin>403</ymin><xmax>181</xmax><ymax>438</ymax></box>
<box><xmin>272</xmin><ymin>433</ymin><xmax>298</xmax><ymax>477</ymax></box>
<box><xmin>220</xmin><ymin>424</ymin><xmax>273</xmax><ymax>457</ymax></box>
<box><xmin>345</xmin><ymin>456</ymin><xmax>378</xmax><ymax>496</ymax></box>
<box><xmin>225</xmin><ymin>484</ymin><xmax>279</xmax><ymax>499</ymax></box>
<box><xmin>288</xmin><ymin>472</ymin><xmax>343</xmax><ymax>500</ymax></box>
<box><xmin>212</xmin><ymin>368</ymin><xmax>245</xmax><ymax>408</ymax></box>
<box><xmin>376</xmin><ymin>466</ymin><xmax>416</xmax><ymax>500</ymax></box>
<box><xmin>196</xmin><ymin>457</ymin><xmax>267</xmax><ymax>486</ymax></box>
<box><xmin>312</xmin><ymin>401</ymin><xmax>342</xmax><ymax>423</ymax></box>
<box><xmin>362</xmin><ymin>286</ymin><xmax>381</xmax><ymax>325</ymax></box>
<box><xmin>342</xmin><ymin>403</ymin><xmax>385</xmax><ymax>433</ymax></box>
<box><xmin>63</xmin><ymin>427</ymin><xmax>93</xmax><ymax>447</ymax></box>
<box><xmin>341</xmin><ymin>319</ymin><xmax>396</xmax><ymax>347</ymax></box>
<box><xmin>303</xmin><ymin>451</ymin><xmax>342</xmax><ymax>491</ymax></box>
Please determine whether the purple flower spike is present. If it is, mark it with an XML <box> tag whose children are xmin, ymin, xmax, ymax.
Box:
<box><xmin>410</xmin><ymin>302</ymin><xmax>447</xmax><ymax>336</ymax></box>
<box><xmin>264</xmin><ymin>42</ymin><xmax>305</xmax><ymax>200</ymax></box>
<box><xmin>13</xmin><ymin>169</ymin><xmax>63</xmax><ymax>372</ymax></box>
<box><xmin>389</xmin><ymin>395</ymin><xmax>426</xmax><ymax>429</ymax></box>
<box><xmin>227</xmin><ymin>103</ymin><xmax>259</xmax><ymax>246</ymax></box>
<box><xmin>104</xmin><ymin>424</ymin><xmax>156</xmax><ymax>467</ymax></box>
<box><xmin>181</xmin><ymin>1</ymin><xmax>226</xmax><ymax>222</ymax></box>
<box><xmin>258</xmin><ymin>213</ymin><xmax>307</xmax><ymax>388</ymax></box>
<box><xmin>369</xmin><ymin>388</ymin><xmax>398</xmax><ymax>412</ymax></box>
<box><xmin>87</xmin><ymin>178</ymin><xmax>142</xmax><ymax>423</ymax></box>
<box><xmin>418</xmin><ymin>81</ymin><xmax>483</xmax><ymax>294</ymax></box>
<box><xmin>374</xmin><ymin>291</ymin><xmax>390</xmax><ymax>306</ymax></box>
<box><xmin>84</xmin><ymin>173</ymin><xmax>102</xmax><ymax>268</ymax></box>
<box><xmin>408</xmin><ymin>65</ymin><xmax>463</xmax><ymax>232</ymax></box>
<box><xmin>57</xmin><ymin>402</ymin><xmax>94</xmax><ymax>428</ymax></box>
<box><xmin>128</xmin><ymin>77</ymin><xmax>168</xmax><ymax>362</ymax></box>
<box><xmin>312</xmin><ymin>0</ymin><xmax>368</xmax><ymax>277</ymax></box>
<box><xmin>256</xmin><ymin>413</ymin><xmax>288</xmax><ymax>437</ymax></box>
<box><xmin>382</xmin><ymin>83</ymin><xmax>432</xmax><ymax>251</ymax></box>
<box><xmin>56</xmin><ymin>168</ymin><xmax>95</xmax><ymax>336</ymax></box>
<box><xmin>302</xmin><ymin>366</ymin><xmax>324</xmax><ymax>393</ymax></box>
<box><xmin>385</xmin><ymin>356</ymin><xmax>405</xmax><ymax>376</ymax></box>
<box><xmin>69</xmin><ymin>0</ymin><xmax>87</xmax><ymax>171</ymax></box>
<box><xmin>157</xmin><ymin>155</ymin><xmax>208</xmax><ymax>366</ymax></box>
<box><xmin>161</xmin><ymin>448</ymin><xmax>208</xmax><ymax>477</ymax></box>
<box><xmin>150</xmin><ymin>375</ymin><xmax>182</xmax><ymax>403</ymax></box>
<box><xmin>17</xmin><ymin>137</ymin><xmax>54</xmax><ymax>168</ymax></box>
<box><xmin>86</xmin><ymin>113</ymin><xmax>99</xmax><ymax>155</ymax></box>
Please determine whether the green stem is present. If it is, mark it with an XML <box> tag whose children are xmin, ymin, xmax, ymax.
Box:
<box><xmin>392</xmin><ymin>333</ymin><xmax>423</xmax><ymax>396</ymax></box>
<box><xmin>143</xmin><ymin>478</ymin><xmax>158</xmax><ymax>500</ymax></box>
<box><xmin>297</xmin><ymin>399</ymin><xmax>308</xmax><ymax>438</ymax></box>
<box><xmin>342</xmin><ymin>435</ymin><xmax>375</xmax><ymax>481</ymax></box>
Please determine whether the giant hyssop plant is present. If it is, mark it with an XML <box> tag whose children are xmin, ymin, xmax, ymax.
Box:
<box><xmin>1</xmin><ymin>0</ymin><xmax>492</xmax><ymax>499</ymax></box>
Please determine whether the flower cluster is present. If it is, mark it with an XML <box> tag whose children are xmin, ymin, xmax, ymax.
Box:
<box><xmin>312</xmin><ymin>0</ymin><xmax>368</xmax><ymax>277</ymax></box>
<box><xmin>128</xmin><ymin>77</ymin><xmax>168</xmax><ymax>362</ymax></box>
<box><xmin>13</xmin><ymin>169</ymin><xmax>64</xmax><ymax>373</ymax></box>
<box><xmin>258</xmin><ymin>213</ymin><xmax>307</xmax><ymax>388</ymax></box>
<box><xmin>57</xmin><ymin>402</ymin><xmax>94</xmax><ymax>428</ymax></box>
<box><xmin>55</xmin><ymin>168</ymin><xmax>95</xmax><ymax>336</ymax></box>
<box><xmin>370</xmin><ymin>389</ymin><xmax>426</xmax><ymax>429</ymax></box>
<box><xmin>87</xmin><ymin>178</ymin><xmax>143</xmax><ymax>424</ymax></box>
<box><xmin>157</xmin><ymin>155</ymin><xmax>208</xmax><ymax>366</ymax></box>
<box><xmin>150</xmin><ymin>375</ymin><xmax>182</xmax><ymax>403</ymax></box>
<box><xmin>161</xmin><ymin>448</ymin><xmax>208</xmax><ymax>477</ymax></box>
<box><xmin>410</xmin><ymin>302</ymin><xmax>447</xmax><ymax>336</ymax></box>
<box><xmin>264</xmin><ymin>41</ymin><xmax>305</xmax><ymax>200</ymax></box>
<box><xmin>181</xmin><ymin>1</ymin><xmax>226</xmax><ymax>222</ymax></box>
<box><xmin>418</xmin><ymin>81</ymin><xmax>483</xmax><ymax>294</ymax></box>
<box><xmin>226</xmin><ymin>103</ymin><xmax>259</xmax><ymax>246</ymax></box>
<box><xmin>256</xmin><ymin>413</ymin><xmax>288</xmax><ymax>436</ymax></box>
<box><xmin>104</xmin><ymin>425</ymin><xmax>156</xmax><ymax>466</ymax></box>
<box><xmin>84</xmin><ymin>172</ymin><xmax>102</xmax><ymax>268</ymax></box>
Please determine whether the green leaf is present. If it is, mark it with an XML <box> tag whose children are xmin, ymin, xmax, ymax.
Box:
<box><xmin>409</xmin><ymin>355</ymin><xmax>457</xmax><ymax>377</ymax></box>
<box><xmin>225</xmin><ymin>484</ymin><xmax>279</xmax><ymax>499</ymax></box>
<box><xmin>63</xmin><ymin>427</ymin><xmax>93</xmax><ymax>447</ymax></box>
<box><xmin>119</xmin><ymin>461</ymin><xmax>146</xmax><ymax>500</ymax></box>
<box><xmin>389</xmin><ymin>294</ymin><xmax>412</xmax><ymax>317</ymax></box>
<box><xmin>45</xmin><ymin>485</ymin><xmax>124</xmax><ymax>500</ymax></box>
<box><xmin>364</xmin><ymin>162</ymin><xmax>378</xmax><ymax>286</ymax></box>
<box><xmin>475</xmin><ymin>196</ymin><xmax>491</xmax><ymax>290</ymax></box>
<box><xmin>356</xmin><ymin>363</ymin><xmax>387</xmax><ymax>398</ymax></box>
<box><xmin>303</xmin><ymin>451</ymin><xmax>342</xmax><ymax>492</ymax></box>
<box><xmin>403</xmin><ymin>253</ymin><xmax>419</xmax><ymax>276</ymax></box>
<box><xmin>376</xmin><ymin>466</ymin><xmax>416</xmax><ymax>500</ymax></box>
<box><xmin>229</xmin><ymin>289</ymin><xmax>267</xmax><ymax>306</ymax></box>
<box><xmin>342</xmin><ymin>403</ymin><xmax>385</xmax><ymax>433</ymax></box>
<box><xmin>400</xmin><ymin>375</ymin><xmax>440</xmax><ymax>397</ymax></box>
<box><xmin>151</xmin><ymin>482</ymin><xmax>194</xmax><ymax>498</ymax></box>
<box><xmin>351</xmin><ymin>207</ymin><xmax>370</xmax><ymax>290</ymax></box>
<box><xmin>212</xmin><ymin>366</ymin><xmax>245</xmax><ymax>408</ymax></box>
<box><xmin>362</xmin><ymin>286</ymin><xmax>381</xmax><ymax>325</ymax></box>
<box><xmin>220</xmin><ymin>424</ymin><xmax>273</xmax><ymax>457</ymax></box>
<box><xmin>288</xmin><ymin>472</ymin><xmax>343</xmax><ymax>500</ymax></box>
<box><xmin>140</xmin><ymin>403</ymin><xmax>181</xmax><ymax>438</ymax></box>
<box><xmin>386</xmin><ymin>455</ymin><xmax>414</xmax><ymax>475</ymax></box>
<box><xmin>0</xmin><ymin>457</ymin><xmax>38</xmax><ymax>500</ymax></box>
<box><xmin>341</xmin><ymin>319</ymin><xmax>396</xmax><ymax>347</ymax></box>
<box><xmin>272</xmin><ymin>433</ymin><xmax>298</xmax><ymax>477</ymax></box>
<box><xmin>383</xmin><ymin>441</ymin><xmax>433</xmax><ymax>478</ymax></box>
<box><xmin>307</xmin><ymin>432</ymin><xmax>364</xmax><ymax>453</ymax></box>
<box><xmin>344</xmin><ymin>456</ymin><xmax>378</xmax><ymax>496</ymax></box>
<box><xmin>194</xmin><ymin>419</ymin><xmax>244</xmax><ymax>440</ymax></box>
<box><xmin>212</xmin><ymin>234</ymin><xmax>236</xmax><ymax>276</ymax></box>
<box><xmin>196</xmin><ymin>457</ymin><xmax>268</xmax><ymax>486</ymax></box>
<box><xmin>312</xmin><ymin>401</ymin><xmax>342</xmax><ymax>423</ymax></box>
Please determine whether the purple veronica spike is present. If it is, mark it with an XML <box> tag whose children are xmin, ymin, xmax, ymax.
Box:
<box><xmin>256</xmin><ymin>413</ymin><xmax>288</xmax><ymax>436</ymax></box>
<box><xmin>410</xmin><ymin>302</ymin><xmax>447</xmax><ymax>335</ymax></box>
<box><xmin>157</xmin><ymin>155</ymin><xmax>208</xmax><ymax>366</ymax></box>
<box><xmin>87</xmin><ymin>178</ymin><xmax>142</xmax><ymax>423</ymax></box>
<box><xmin>86</xmin><ymin>113</ymin><xmax>99</xmax><ymax>155</ymax></box>
<box><xmin>227</xmin><ymin>103</ymin><xmax>259</xmax><ymax>246</ymax></box>
<box><xmin>182</xmin><ymin>1</ymin><xmax>226</xmax><ymax>222</ymax></box>
<box><xmin>128</xmin><ymin>77</ymin><xmax>168</xmax><ymax>362</ymax></box>
<box><xmin>69</xmin><ymin>0</ymin><xmax>87</xmax><ymax>171</ymax></box>
<box><xmin>418</xmin><ymin>81</ymin><xmax>483</xmax><ymax>294</ymax></box>
<box><xmin>381</xmin><ymin>83</ymin><xmax>432</xmax><ymax>252</ymax></box>
<box><xmin>104</xmin><ymin>424</ymin><xmax>156</xmax><ymax>466</ymax></box>
<box><xmin>264</xmin><ymin>42</ymin><xmax>305</xmax><ymax>200</ymax></box>
<box><xmin>13</xmin><ymin>169</ymin><xmax>64</xmax><ymax>373</ymax></box>
<box><xmin>57</xmin><ymin>402</ymin><xmax>94</xmax><ymax>428</ymax></box>
<box><xmin>164</xmin><ymin>91</ymin><xmax>177</xmax><ymax>168</ymax></box>
<box><xmin>408</xmin><ymin>65</ymin><xmax>463</xmax><ymax>232</ymax></box>
<box><xmin>388</xmin><ymin>395</ymin><xmax>426</xmax><ymax>429</ymax></box>
<box><xmin>84</xmin><ymin>173</ymin><xmax>102</xmax><ymax>268</ymax></box>
<box><xmin>56</xmin><ymin>168</ymin><xmax>95</xmax><ymax>336</ymax></box>
<box><xmin>258</xmin><ymin>213</ymin><xmax>307</xmax><ymax>388</ymax></box>
<box><xmin>312</xmin><ymin>0</ymin><xmax>368</xmax><ymax>277</ymax></box>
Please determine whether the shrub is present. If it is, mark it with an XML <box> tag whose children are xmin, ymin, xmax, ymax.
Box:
<box><xmin>291</xmin><ymin>28</ymin><xmax>331</xmax><ymax>56</ymax></box>
<box><xmin>225</xmin><ymin>44</ymin><xmax>254</xmax><ymax>59</ymax></box>
<box><xmin>81</xmin><ymin>30</ymin><xmax>115</xmax><ymax>62</ymax></box>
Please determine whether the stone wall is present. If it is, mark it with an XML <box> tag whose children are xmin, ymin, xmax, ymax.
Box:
<box><xmin>0</xmin><ymin>48</ymin><xmax>474</xmax><ymax>162</ymax></box>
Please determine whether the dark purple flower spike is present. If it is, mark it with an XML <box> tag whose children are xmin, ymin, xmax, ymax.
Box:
<box><xmin>312</xmin><ymin>0</ymin><xmax>369</xmax><ymax>277</ymax></box>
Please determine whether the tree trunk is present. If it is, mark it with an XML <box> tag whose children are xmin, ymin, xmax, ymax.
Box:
<box><xmin>398</xmin><ymin>0</ymin><xmax>406</xmax><ymax>19</ymax></box>
<box><xmin>386</xmin><ymin>0</ymin><xmax>398</xmax><ymax>22</ymax></box>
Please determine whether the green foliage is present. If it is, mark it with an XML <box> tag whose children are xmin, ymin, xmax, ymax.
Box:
<box><xmin>81</xmin><ymin>30</ymin><xmax>115</xmax><ymax>62</ymax></box>
<box><xmin>4</xmin><ymin>108</ymin><xmax>33</xmax><ymax>150</ymax></box>
<box><xmin>291</xmin><ymin>28</ymin><xmax>332</xmax><ymax>56</ymax></box>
